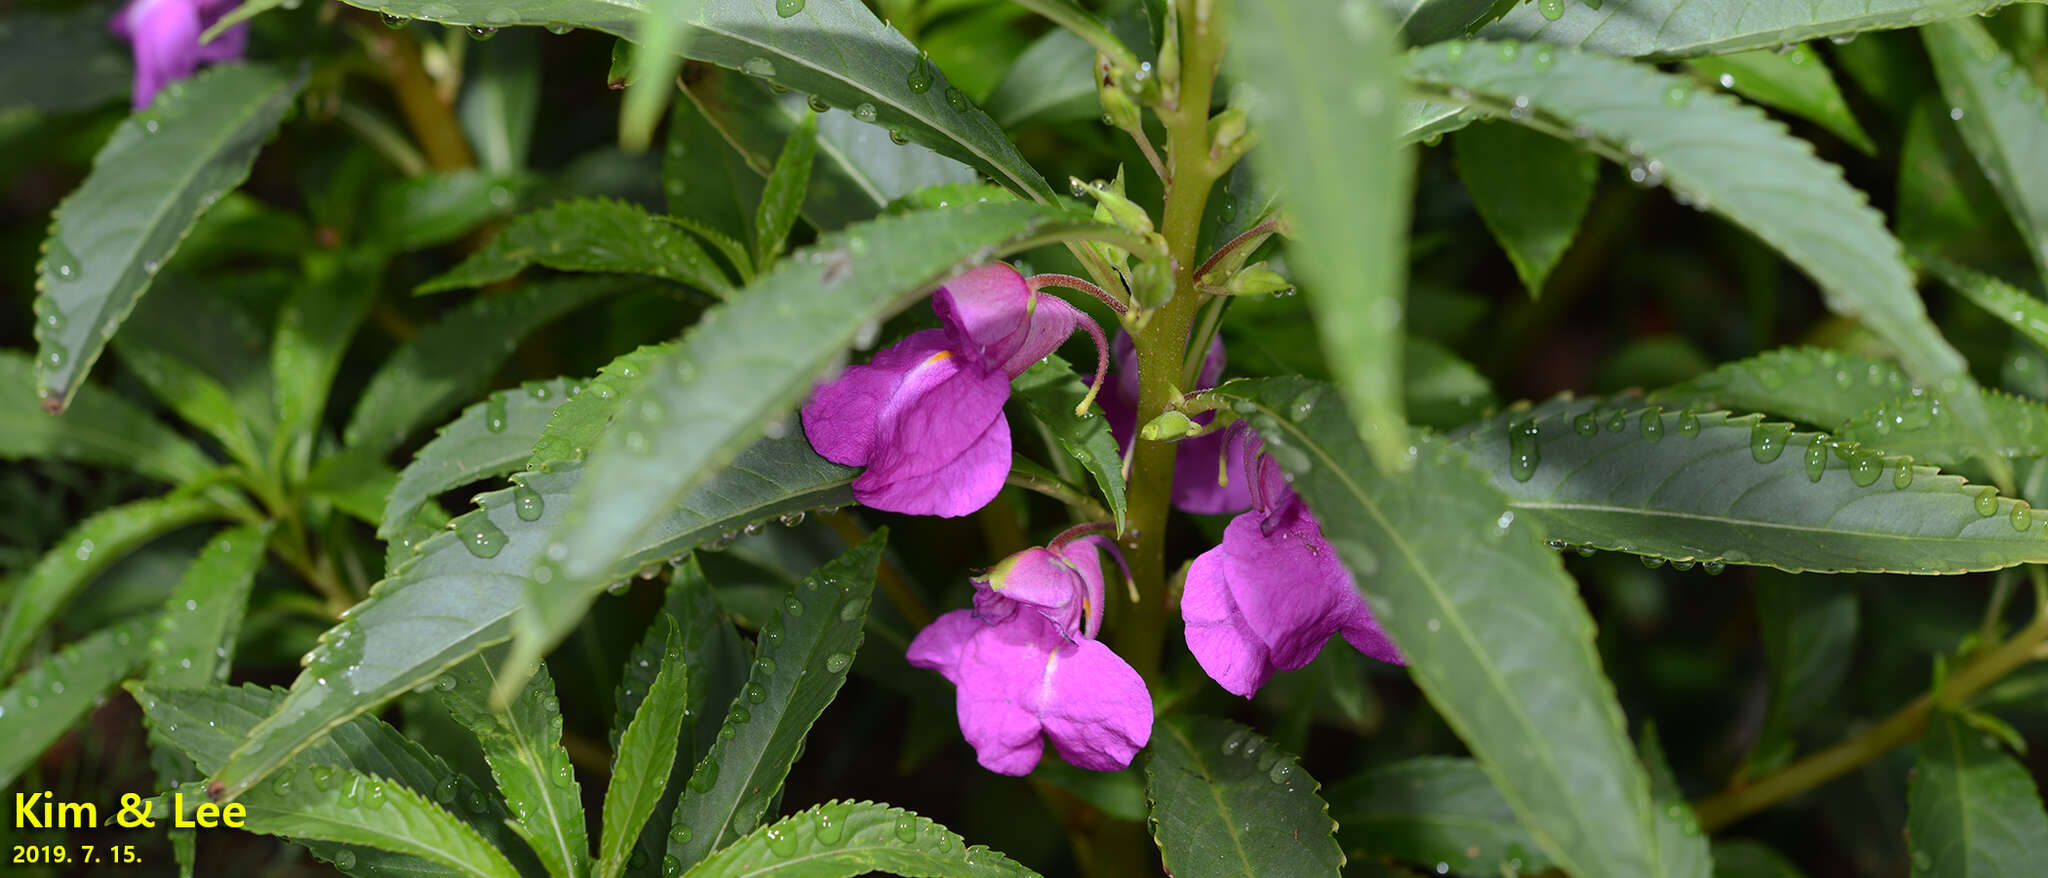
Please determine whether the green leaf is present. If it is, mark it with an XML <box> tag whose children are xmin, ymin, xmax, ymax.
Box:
<box><xmin>1923</xmin><ymin>18</ymin><xmax>2048</xmax><ymax>288</ymax></box>
<box><xmin>666</xmin><ymin>93</ymin><xmax>766</xmax><ymax>270</ymax></box>
<box><xmin>31</xmin><ymin>63</ymin><xmax>305</xmax><ymax>411</ymax></box>
<box><xmin>202</xmin><ymin>0</ymin><xmax>285</xmax><ymax>42</ymax></box>
<box><xmin>598</xmin><ymin>617</ymin><xmax>687</xmax><ymax>878</ymax></box>
<box><xmin>272</xmin><ymin>252</ymin><xmax>381</xmax><ymax>472</ymax></box>
<box><xmin>383</xmin><ymin>379</ymin><xmax>580</xmax><ymax>540</ymax></box>
<box><xmin>1012</xmin><ymin>355</ymin><xmax>1127</xmax><ymax>532</ymax></box>
<box><xmin>1834</xmin><ymin>388</ymin><xmax>2048</xmax><ymax>467</ymax></box>
<box><xmin>307</xmin><ymin>449</ymin><xmax>402</xmax><ymax>527</ymax></box>
<box><xmin>1235</xmin><ymin>0</ymin><xmax>1412</xmax><ymax>471</ymax></box>
<box><xmin>438</xmin><ymin>647</ymin><xmax>589</xmax><ymax>878</ymax></box>
<box><xmin>1449</xmin><ymin>396</ymin><xmax>2048</xmax><ymax>572</ymax></box>
<box><xmin>233</xmin><ymin>765</ymin><xmax>522</xmax><ymax>878</ymax></box>
<box><xmin>368</xmin><ymin>170</ymin><xmax>530</xmax><ymax>252</ymax></box>
<box><xmin>1480</xmin><ymin>0</ymin><xmax>2014</xmax><ymax>59</ymax></box>
<box><xmin>416</xmin><ymin>199</ymin><xmax>731</xmax><ymax>296</ymax></box>
<box><xmin>1710</xmin><ymin>840</ymin><xmax>1810</xmax><ymax>878</ymax></box>
<box><xmin>0</xmin><ymin>1</ymin><xmax>130</xmax><ymax>115</ymax></box>
<box><xmin>459</xmin><ymin>31</ymin><xmax>541</xmax><ymax>173</ymax></box>
<box><xmin>0</xmin><ymin>495</ymin><xmax>226</xmax><ymax>676</ymax></box>
<box><xmin>1638</xmin><ymin>728</ymin><xmax>1714</xmax><ymax>878</ymax></box>
<box><xmin>525</xmin><ymin>203</ymin><xmax>1135</xmax><ymax>671</ymax></box>
<box><xmin>1654</xmin><ymin>347</ymin><xmax>1917</xmax><ymax>430</ymax></box>
<box><xmin>112</xmin><ymin>275</ymin><xmax>278</xmax><ymax>467</ymax></box>
<box><xmin>208</xmin><ymin>440</ymin><xmax>855</xmax><ymax>801</ymax></box>
<box><xmin>147</xmin><ymin>524</ymin><xmax>271</xmax><ymax>687</ymax></box>
<box><xmin>1408</xmin><ymin>40</ymin><xmax>2005</xmax><ymax>478</ymax></box>
<box><xmin>0</xmin><ymin>350</ymin><xmax>214</xmax><ymax>484</ymax></box>
<box><xmin>985</xmin><ymin>29</ymin><xmax>1097</xmax><ymax>129</ymax></box>
<box><xmin>0</xmin><ymin>620</ymin><xmax>148</xmax><ymax>790</ymax></box>
<box><xmin>1143</xmin><ymin>716</ymin><xmax>1343</xmax><ymax>878</ymax></box>
<box><xmin>1450</xmin><ymin>120</ymin><xmax>1596</xmax><ymax>296</ymax></box>
<box><xmin>1907</xmin><ymin>708</ymin><xmax>2048</xmax><ymax>877</ymax></box>
<box><xmin>664</xmin><ymin>533</ymin><xmax>883</xmax><ymax>869</ymax></box>
<box><xmin>1326</xmin><ymin>757</ymin><xmax>1552</xmax><ymax>875</ymax></box>
<box><xmin>619</xmin><ymin>0</ymin><xmax>694</xmax><ymax>151</ymax></box>
<box><xmin>345</xmin><ymin>277</ymin><xmax>631</xmax><ymax>454</ymax></box>
<box><xmin>337</xmin><ymin>0</ymin><xmax>1054</xmax><ymax>199</ymax></box>
<box><xmin>1387</xmin><ymin>0</ymin><xmax>1502</xmax><ymax>45</ymax></box>
<box><xmin>1926</xmin><ymin>253</ymin><xmax>2048</xmax><ymax>354</ymax></box>
<box><xmin>1687</xmin><ymin>45</ymin><xmax>1875</xmax><ymax>155</ymax></box>
<box><xmin>1898</xmin><ymin>97</ymin><xmax>2022</xmax><ymax>267</ymax></box>
<box><xmin>682</xmin><ymin>800</ymin><xmax>1038</xmax><ymax>878</ymax></box>
<box><xmin>1404</xmin><ymin>339</ymin><xmax>1497</xmax><ymax>429</ymax></box>
<box><xmin>754</xmin><ymin>110</ymin><xmax>820</xmax><ymax>270</ymax></box>
<box><xmin>527</xmin><ymin>344</ymin><xmax>671</xmax><ymax>471</ymax></box>
<box><xmin>1745</xmin><ymin>579</ymin><xmax>1857</xmax><ymax>776</ymax></box>
<box><xmin>1204</xmin><ymin>377</ymin><xmax>1668</xmax><ymax>878</ymax></box>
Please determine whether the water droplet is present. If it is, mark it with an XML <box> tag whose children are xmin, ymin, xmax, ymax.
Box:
<box><xmin>906</xmin><ymin>51</ymin><xmax>935</xmax><ymax>93</ymax></box>
<box><xmin>436</xmin><ymin>675</ymin><xmax>457</xmax><ymax>692</ymax></box>
<box><xmin>333</xmin><ymin>849</ymin><xmax>357</xmax><ymax>869</ymax></box>
<box><xmin>311</xmin><ymin>766</ymin><xmax>333</xmax><ymax>791</ymax></box>
<box><xmin>364</xmin><ymin>781</ymin><xmax>388</xmax><ymax>810</ymax></box>
<box><xmin>1950</xmin><ymin>106</ymin><xmax>1965</xmax><ymax>121</ymax></box>
<box><xmin>1640</xmin><ymin>407</ymin><xmax>1665</xmax><ymax>441</ymax></box>
<box><xmin>888</xmin><ymin>128</ymin><xmax>909</xmax><ymax>145</ymax></box>
<box><xmin>944</xmin><ymin>87</ymin><xmax>969</xmax><ymax>112</ymax></box>
<box><xmin>1701</xmin><ymin>560</ymin><xmax>1725</xmax><ymax>575</ymax></box>
<box><xmin>1641</xmin><ymin>556</ymin><xmax>1666</xmax><ymax>569</ymax></box>
<box><xmin>1538</xmin><ymin>0</ymin><xmax>1564</xmax><ymax>20</ymax></box>
<box><xmin>379</xmin><ymin>11</ymin><xmax>408</xmax><ymax>27</ymax></box>
<box><xmin>434</xmin><ymin>777</ymin><xmax>458</xmax><ymax>802</ymax></box>
<box><xmin>662</xmin><ymin>854</ymin><xmax>684</xmax><ymax>876</ymax></box>
<box><xmin>460</xmin><ymin>515</ymin><xmax>508</xmax><ymax>558</ymax></box>
<box><xmin>1894</xmin><ymin>460</ymin><xmax>1915</xmax><ymax>489</ymax></box>
<box><xmin>825</xmin><ymin>652</ymin><xmax>852</xmax><ymax>673</ymax></box>
<box><xmin>689</xmin><ymin>762</ymin><xmax>719</xmax><ymax>793</ymax></box>
<box><xmin>815</xmin><ymin>806</ymin><xmax>847</xmax><ymax>845</ymax></box>
<box><xmin>776</xmin><ymin>0</ymin><xmax>804</xmax><ymax>16</ymax></box>
<box><xmin>1572</xmin><ymin>412</ymin><xmax>1599</xmax><ymax>436</ymax></box>
<box><xmin>1508</xmin><ymin>419</ymin><xmax>1541</xmax><ymax>482</ymax></box>
<box><xmin>271</xmin><ymin>767</ymin><xmax>296</xmax><ymax>795</ymax></box>
<box><xmin>1663</xmin><ymin>85</ymin><xmax>1691</xmax><ymax>107</ymax></box>
<box><xmin>513</xmin><ymin>486</ymin><xmax>545</xmax><ymax>521</ymax></box>
<box><xmin>1672</xmin><ymin>560</ymin><xmax>1696</xmax><ymax>572</ymax></box>
<box><xmin>467</xmin><ymin>25</ymin><xmax>496</xmax><ymax>39</ymax></box>
<box><xmin>2012</xmin><ymin>500</ymin><xmax>2033</xmax><ymax>532</ymax></box>
<box><xmin>759</xmin><ymin>656</ymin><xmax>777</xmax><ymax>675</ymax></box>
<box><xmin>853</xmin><ymin>102</ymin><xmax>878</xmax><ymax>123</ymax></box>
<box><xmin>544</xmin><ymin>21</ymin><xmax>572</xmax><ymax>34</ymax></box>
<box><xmin>839</xmin><ymin>598</ymin><xmax>866</xmax><ymax>621</ymax></box>
<box><xmin>1976</xmin><ymin>487</ymin><xmax>2001</xmax><ymax>518</ymax></box>
<box><xmin>1804</xmin><ymin>436</ymin><xmax>1829</xmax><ymax>482</ymax></box>
<box><xmin>781</xmin><ymin>595</ymin><xmax>805</xmax><ymax>618</ymax></box>
<box><xmin>767</xmin><ymin>825</ymin><xmax>798</xmax><ymax>856</ymax></box>
<box><xmin>1749</xmin><ymin>422</ymin><xmax>1789</xmax><ymax>463</ymax></box>
<box><xmin>894</xmin><ymin>813</ymin><xmax>918</xmax><ymax>842</ymax></box>
<box><xmin>484</xmin><ymin>396</ymin><xmax>508</xmax><ymax>432</ymax></box>
<box><xmin>1677</xmin><ymin>410</ymin><xmax>1701</xmax><ymax>437</ymax></box>
<box><xmin>1849</xmin><ymin>450</ymin><xmax>1883</xmax><ymax>487</ymax></box>
<box><xmin>743</xmin><ymin>57</ymin><xmax>777</xmax><ymax>77</ymax></box>
<box><xmin>465</xmin><ymin>789</ymin><xmax>488</xmax><ymax>813</ymax></box>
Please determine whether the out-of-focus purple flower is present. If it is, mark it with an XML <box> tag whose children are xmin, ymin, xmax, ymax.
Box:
<box><xmin>802</xmin><ymin>263</ymin><xmax>1107</xmax><ymax>517</ymax></box>
<box><xmin>1099</xmin><ymin>331</ymin><xmax>1251</xmax><ymax>515</ymax></box>
<box><xmin>111</xmin><ymin>0</ymin><xmax>248</xmax><ymax>109</ymax></box>
<box><xmin>1182</xmin><ymin>430</ymin><xmax>1401</xmax><ymax>697</ymax></box>
<box><xmin>907</xmin><ymin>531</ymin><xmax>1151</xmax><ymax>775</ymax></box>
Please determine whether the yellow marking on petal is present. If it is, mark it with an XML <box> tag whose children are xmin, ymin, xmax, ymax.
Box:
<box><xmin>925</xmin><ymin>350</ymin><xmax>954</xmax><ymax>364</ymax></box>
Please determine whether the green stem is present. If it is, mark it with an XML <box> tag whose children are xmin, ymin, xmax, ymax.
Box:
<box><xmin>1113</xmin><ymin>0</ymin><xmax>1227</xmax><ymax>686</ymax></box>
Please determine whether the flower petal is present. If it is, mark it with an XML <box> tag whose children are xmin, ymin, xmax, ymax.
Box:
<box><xmin>932</xmin><ymin>264</ymin><xmax>1032</xmax><ymax>369</ymax></box>
<box><xmin>1181</xmin><ymin>535</ymin><xmax>1272</xmax><ymax>698</ymax></box>
<box><xmin>800</xmin><ymin>329</ymin><xmax>951</xmax><ymax>467</ymax></box>
<box><xmin>905</xmin><ymin>609</ymin><xmax>984</xmax><ymax>685</ymax></box>
<box><xmin>978</xmin><ymin>548</ymin><xmax>1081</xmax><ymax>632</ymax></box>
<box><xmin>949</xmin><ymin>615</ymin><xmax>1062</xmax><ymax>775</ymax></box>
<box><xmin>115</xmin><ymin>0</ymin><xmax>202</xmax><ymax>109</ymax></box>
<box><xmin>192</xmin><ymin>21</ymin><xmax>247</xmax><ymax>63</ymax></box>
<box><xmin>1040</xmin><ymin>638</ymin><xmax>1152</xmax><ymax>771</ymax></box>
<box><xmin>851</xmin><ymin>353</ymin><xmax>1012</xmax><ymax>517</ymax></box>
<box><xmin>1101</xmin><ymin>333</ymin><xmax>1250</xmax><ymax>514</ymax></box>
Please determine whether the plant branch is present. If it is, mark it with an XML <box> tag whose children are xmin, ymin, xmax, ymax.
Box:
<box><xmin>373</xmin><ymin>28</ymin><xmax>476</xmax><ymax>171</ymax></box>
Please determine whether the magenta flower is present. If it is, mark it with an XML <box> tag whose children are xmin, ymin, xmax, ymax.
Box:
<box><xmin>907</xmin><ymin>530</ymin><xmax>1151</xmax><ymax>775</ymax></box>
<box><xmin>111</xmin><ymin>0</ymin><xmax>248</xmax><ymax>109</ymax></box>
<box><xmin>1100</xmin><ymin>331</ymin><xmax>1252</xmax><ymax>515</ymax></box>
<box><xmin>802</xmin><ymin>263</ymin><xmax>1108</xmax><ymax>517</ymax></box>
<box><xmin>1183</xmin><ymin>429</ymin><xmax>1401</xmax><ymax>697</ymax></box>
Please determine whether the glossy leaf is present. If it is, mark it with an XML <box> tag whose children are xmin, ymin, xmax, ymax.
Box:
<box><xmin>1143</xmin><ymin>716</ymin><xmax>1343</xmax><ymax>878</ymax></box>
<box><xmin>31</xmin><ymin>63</ymin><xmax>304</xmax><ymax>410</ymax></box>
<box><xmin>1450</xmin><ymin>396</ymin><xmax>2048</xmax><ymax>572</ymax></box>
<box><xmin>1012</xmin><ymin>354</ymin><xmax>1127</xmax><ymax>532</ymax></box>
<box><xmin>416</xmin><ymin>200</ymin><xmax>730</xmax><ymax>297</ymax></box>
<box><xmin>1408</xmin><ymin>41</ymin><xmax>2003</xmax><ymax>473</ymax></box>
<box><xmin>684</xmin><ymin>800</ymin><xmax>1037</xmax><ymax>878</ymax></box>
<box><xmin>1687</xmin><ymin>46</ymin><xmax>1874</xmax><ymax>154</ymax></box>
<box><xmin>1481</xmin><ymin>0</ymin><xmax>2015</xmax><ymax>59</ymax></box>
<box><xmin>334</xmin><ymin>0</ymin><xmax>1052</xmax><ymax>199</ymax></box>
<box><xmin>754</xmin><ymin>110</ymin><xmax>819</xmax><ymax>269</ymax></box>
<box><xmin>1386</xmin><ymin>0</ymin><xmax>1501</xmax><ymax>45</ymax></box>
<box><xmin>0</xmin><ymin>620</ymin><xmax>148</xmax><ymax>790</ymax></box>
<box><xmin>0</xmin><ymin>495</ymin><xmax>226</xmax><ymax>676</ymax></box>
<box><xmin>1654</xmin><ymin>347</ymin><xmax>1917</xmax><ymax>430</ymax></box>
<box><xmin>0</xmin><ymin>350</ymin><xmax>214</xmax><ymax>484</ymax></box>
<box><xmin>112</xmin><ymin>275</ymin><xmax>277</xmax><ymax>467</ymax></box>
<box><xmin>1450</xmin><ymin>120</ymin><xmax>1595</xmax><ymax>297</ymax></box>
<box><xmin>1925</xmin><ymin>254</ymin><xmax>2048</xmax><ymax>354</ymax></box>
<box><xmin>233</xmin><ymin>765</ymin><xmax>522</xmax><ymax>878</ymax></box>
<box><xmin>1326</xmin><ymin>756</ymin><xmax>1551</xmax><ymax>875</ymax></box>
<box><xmin>1907</xmin><ymin>709</ymin><xmax>2048</xmax><ymax>877</ymax></box>
<box><xmin>1834</xmin><ymin>389</ymin><xmax>2048</xmax><ymax>466</ymax></box>
<box><xmin>1234</xmin><ymin>0</ymin><xmax>1412</xmax><ymax>471</ymax></box>
<box><xmin>1206</xmin><ymin>377</ymin><xmax>1669</xmax><ymax>878</ymax></box>
<box><xmin>345</xmin><ymin>278</ymin><xmax>630</xmax><ymax>454</ymax></box>
<box><xmin>527</xmin><ymin>202</ymin><xmax>1134</xmax><ymax>669</ymax></box>
<box><xmin>208</xmin><ymin>437</ymin><xmax>855</xmax><ymax>801</ymax></box>
<box><xmin>438</xmin><ymin>647</ymin><xmax>589</xmax><ymax>878</ymax></box>
<box><xmin>1923</xmin><ymin>18</ymin><xmax>2048</xmax><ymax>287</ymax></box>
<box><xmin>598</xmin><ymin>617</ymin><xmax>687</xmax><ymax>878</ymax></box>
<box><xmin>664</xmin><ymin>533</ymin><xmax>883</xmax><ymax>869</ymax></box>
<box><xmin>527</xmin><ymin>343</ymin><xmax>671</xmax><ymax>471</ymax></box>
<box><xmin>147</xmin><ymin>524</ymin><xmax>271</xmax><ymax>687</ymax></box>
<box><xmin>383</xmin><ymin>378</ymin><xmax>579</xmax><ymax>540</ymax></box>
<box><xmin>985</xmin><ymin>29</ymin><xmax>1096</xmax><ymax>129</ymax></box>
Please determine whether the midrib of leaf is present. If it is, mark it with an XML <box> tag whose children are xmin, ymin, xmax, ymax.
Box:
<box><xmin>259</xmin><ymin>808</ymin><xmax>500</xmax><ymax>878</ymax></box>
<box><xmin>471</xmin><ymin>657</ymin><xmax>583</xmax><ymax>875</ymax></box>
<box><xmin>1156</xmin><ymin>722</ymin><xmax>1256</xmax><ymax>876</ymax></box>
<box><xmin>1234</xmin><ymin>390</ymin><xmax>1599</xmax><ymax>876</ymax></box>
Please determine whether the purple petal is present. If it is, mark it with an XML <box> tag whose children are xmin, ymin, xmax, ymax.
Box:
<box><xmin>932</xmin><ymin>264</ymin><xmax>1086</xmax><ymax>376</ymax></box>
<box><xmin>1040</xmin><ymin>638</ymin><xmax>1152</xmax><ymax>771</ymax></box>
<box><xmin>1172</xmin><ymin>423</ymin><xmax>1253</xmax><ymax>515</ymax></box>
<box><xmin>192</xmin><ymin>21</ymin><xmax>247</xmax><ymax>64</ymax></box>
<box><xmin>800</xmin><ymin>329</ymin><xmax>953</xmax><ymax>467</ymax></box>
<box><xmin>905</xmin><ymin>609</ymin><xmax>983</xmax><ymax>685</ymax></box>
<box><xmin>851</xmin><ymin>352</ymin><xmax>1012</xmax><ymax>517</ymax></box>
<box><xmin>114</xmin><ymin>0</ymin><xmax>202</xmax><ymax>109</ymax></box>
<box><xmin>978</xmin><ymin>548</ymin><xmax>1082</xmax><ymax>633</ymax></box>
<box><xmin>948</xmin><ymin>615</ymin><xmax>1063</xmax><ymax>775</ymax></box>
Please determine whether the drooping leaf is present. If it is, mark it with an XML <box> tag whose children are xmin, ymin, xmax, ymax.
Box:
<box><xmin>1234</xmin><ymin>0</ymin><xmax>1413</xmax><ymax>471</ymax></box>
<box><xmin>1907</xmin><ymin>708</ymin><xmax>2048</xmax><ymax>877</ymax></box>
<box><xmin>0</xmin><ymin>619</ymin><xmax>148</xmax><ymax>790</ymax></box>
<box><xmin>31</xmin><ymin>63</ymin><xmax>305</xmax><ymax>411</ymax></box>
<box><xmin>0</xmin><ymin>0</ymin><xmax>131</xmax><ymax>115</ymax></box>
<box><xmin>415</xmin><ymin>200</ymin><xmax>730</xmax><ymax>296</ymax></box>
<box><xmin>438</xmin><ymin>647</ymin><xmax>589</xmax><ymax>878</ymax></box>
<box><xmin>333</xmin><ymin>0</ymin><xmax>1054</xmax><ymax>199</ymax></box>
<box><xmin>1745</xmin><ymin>579</ymin><xmax>1858</xmax><ymax>777</ymax></box>
<box><xmin>345</xmin><ymin>277</ymin><xmax>632</xmax><ymax>454</ymax></box>
<box><xmin>683</xmin><ymin>800</ymin><xmax>1038</xmax><ymax>878</ymax></box>
<box><xmin>1481</xmin><ymin>0</ymin><xmax>2015</xmax><ymax>59</ymax></box>
<box><xmin>1834</xmin><ymin>389</ymin><xmax>2048</xmax><ymax>467</ymax></box>
<box><xmin>1204</xmin><ymin>377</ymin><xmax>1670</xmax><ymax>878</ymax></box>
<box><xmin>146</xmin><ymin>524</ymin><xmax>271</xmax><ymax>687</ymax></box>
<box><xmin>524</xmin><ymin>202</ymin><xmax>1136</xmax><ymax>676</ymax></box>
<box><xmin>1686</xmin><ymin>45</ymin><xmax>1875</xmax><ymax>154</ymax></box>
<box><xmin>1450</xmin><ymin>120</ymin><xmax>1596</xmax><ymax>297</ymax></box>
<box><xmin>0</xmin><ymin>495</ymin><xmax>226</xmax><ymax>676</ymax></box>
<box><xmin>1407</xmin><ymin>40</ymin><xmax>2004</xmax><ymax>476</ymax></box>
<box><xmin>753</xmin><ymin>110</ymin><xmax>820</xmax><ymax>270</ymax></box>
<box><xmin>1326</xmin><ymin>757</ymin><xmax>1552</xmax><ymax>875</ymax></box>
<box><xmin>1012</xmin><ymin>354</ymin><xmax>1127</xmax><ymax>532</ymax></box>
<box><xmin>597</xmin><ymin>617</ymin><xmax>687</xmax><ymax>878</ymax></box>
<box><xmin>231</xmin><ymin>766</ymin><xmax>522</xmax><ymax>878</ymax></box>
<box><xmin>1143</xmin><ymin>716</ymin><xmax>1344</xmax><ymax>878</ymax></box>
<box><xmin>1923</xmin><ymin>18</ymin><xmax>2048</xmax><ymax>287</ymax></box>
<box><xmin>664</xmin><ymin>533</ymin><xmax>883</xmax><ymax>869</ymax></box>
<box><xmin>208</xmin><ymin>439</ymin><xmax>857</xmax><ymax>801</ymax></box>
<box><xmin>1654</xmin><ymin>347</ymin><xmax>1917</xmax><ymax>430</ymax></box>
<box><xmin>0</xmin><ymin>350</ymin><xmax>214</xmax><ymax>485</ymax></box>
<box><xmin>1448</xmin><ymin>396</ymin><xmax>2048</xmax><ymax>572</ymax></box>
<box><xmin>383</xmin><ymin>379</ymin><xmax>580</xmax><ymax>540</ymax></box>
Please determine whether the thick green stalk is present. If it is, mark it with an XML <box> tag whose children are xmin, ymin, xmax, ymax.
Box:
<box><xmin>1115</xmin><ymin>0</ymin><xmax>1225</xmax><ymax>685</ymax></box>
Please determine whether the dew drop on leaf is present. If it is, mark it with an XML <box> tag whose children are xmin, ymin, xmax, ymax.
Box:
<box><xmin>776</xmin><ymin>0</ymin><xmax>804</xmax><ymax>17</ymax></box>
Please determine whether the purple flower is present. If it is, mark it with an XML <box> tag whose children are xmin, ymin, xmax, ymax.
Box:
<box><xmin>802</xmin><ymin>263</ymin><xmax>1107</xmax><ymax>518</ymax></box>
<box><xmin>907</xmin><ymin>532</ymin><xmax>1151</xmax><ymax>775</ymax></box>
<box><xmin>1100</xmin><ymin>331</ymin><xmax>1252</xmax><ymax>515</ymax></box>
<box><xmin>111</xmin><ymin>0</ymin><xmax>248</xmax><ymax>109</ymax></box>
<box><xmin>1183</xmin><ymin>430</ymin><xmax>1401</xmax><ymax>698</ymax></box>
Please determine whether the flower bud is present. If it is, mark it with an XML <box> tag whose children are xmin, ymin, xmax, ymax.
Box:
<box><xmin>1141</xmin><ymin>410</ymin><xmax>1196</xmax><ymax>441</ymax></box>
<box><xmin>1226</xmin><ymin>262</ymin><xmax>1292</xmax><ymax>296</ymax></box>
<box><xmin>1071</xmin><ymin>177</ymin><xmax>1154</xmax><ymax>236</ymax></box>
